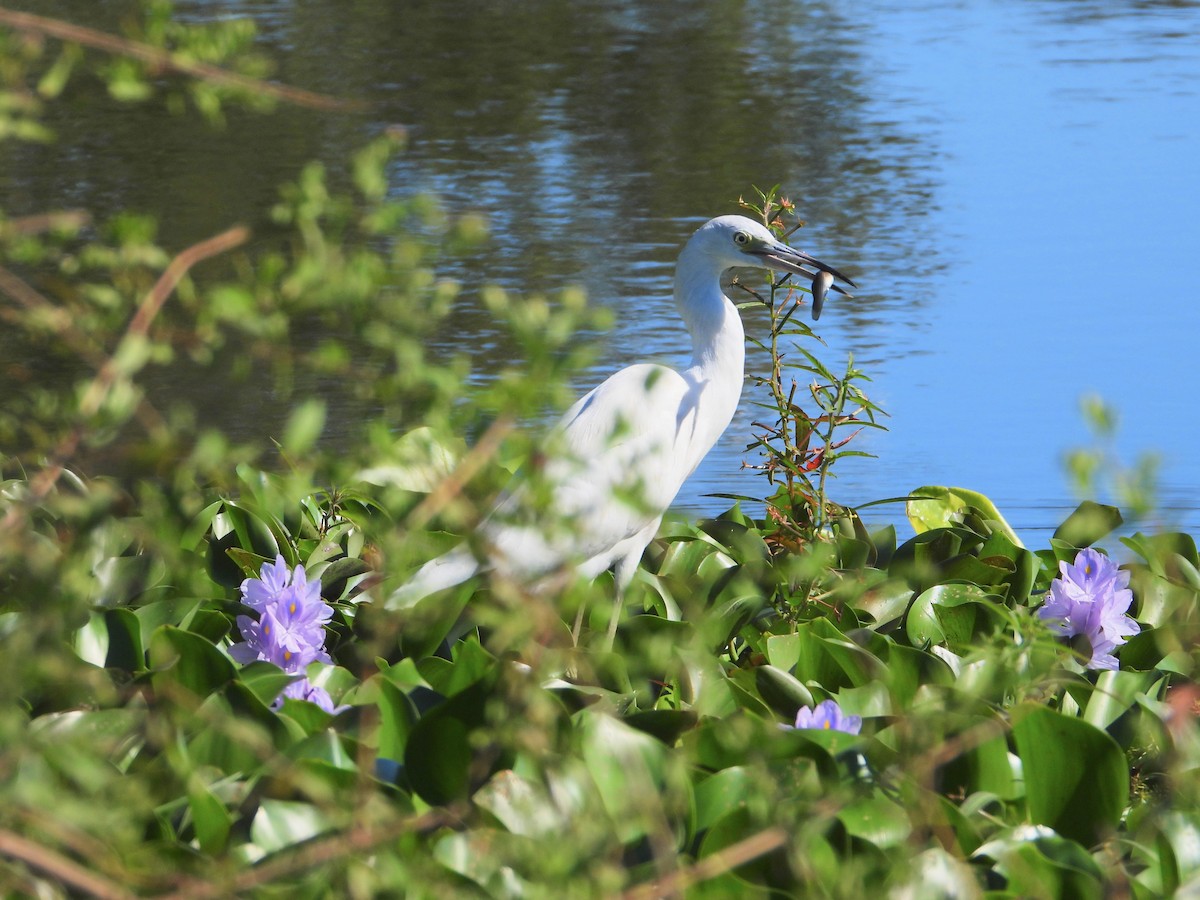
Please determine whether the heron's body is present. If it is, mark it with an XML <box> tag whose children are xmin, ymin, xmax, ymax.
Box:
<box><xmin>388</xmin><ymin>215</ymin><xmax>855</xmax><ymax>639</ymax></box>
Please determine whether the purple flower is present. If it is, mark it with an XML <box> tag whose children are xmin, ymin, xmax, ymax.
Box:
<box><xmin>229</xmin><ymin>556</ymin><xmax>340</xmax><ymax>708</ymax></box>
<box><xmin>274</xmin><ymin>677</ymin><xmax>346</xmax><ymax>714</ymax></box>
<box><xmin>1038</xmin><ymin>548</ymin><xmax>1139</xmax><ymax>671</ymax></box>
<box><xmin>790</xmin><ymin>700</ymin><xmax>862</xmax><ymax>735</ymax></box>
<box><xmin>230</xmin><ymin>608</ymin><xmax>328</xmax><ymax>671</ymax></box>
<box><xmin>240</xmin><ymin>554</ymin><xmax>322</xmax><ymax>614</ymax></box>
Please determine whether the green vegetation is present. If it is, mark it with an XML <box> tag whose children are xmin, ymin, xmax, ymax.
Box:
<box><xmin>2</xmin><ymin>6</ymin><xmax>1198</xmax><ymax>897</ymax></box>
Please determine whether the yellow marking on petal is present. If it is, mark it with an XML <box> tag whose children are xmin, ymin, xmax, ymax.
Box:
<box><xmin>823</xmin><ymin>722</ymin><xmax>831</xmax><ymax>729</ymax></box>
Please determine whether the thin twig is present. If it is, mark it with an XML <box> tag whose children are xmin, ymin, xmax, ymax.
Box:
<box><xmin>0</xmin><ymin>209</ymin><xmax>90</xmax><ymax>237</ymax></box>
<box><xmin>0</xmin><ymin>829</ymin><xmax>135</xmax><ymax>900</ymax></box>
<box><xmin>158</xmin><ymin>807</ymin><xmax>463</xmax><ymax>899</ymax></box>
<box><xmin>406</xmin><ymin>414</ymin><xmax>516</xmax><ymax>531</ymax></box>
<box><xmin>0</xmin><ymin>225</ymin><xmax>250</xmax><ymax>530</ymax></box>
<box><xmin>0</xmin><ymin>6</ymin><xmax>366</xmax><ymax>112</ymax></box>
<box><xmin>78</xmin><ymin>224</ymin><xmax>250</xmax><ymax>419</ymax></box>
<box><xmin>620</xmin><ymin>826</ymin><xmax>788</xmax><ymax>899</ymax></box>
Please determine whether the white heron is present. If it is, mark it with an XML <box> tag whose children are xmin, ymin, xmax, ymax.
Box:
<box><xmin>387</xmin><ymin>215</ymin><xmax>856</xmax><ymax>644</ymax></box>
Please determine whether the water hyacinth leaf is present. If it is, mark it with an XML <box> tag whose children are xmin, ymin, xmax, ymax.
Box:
<box><xmin>693</xmin><ymin>766</ymin><xmax>758</xmax><ymax>833</ymax></box>
<box><xmin>764</xmin><ymin>633</ymin><xmax>802</xmax><ymax>673</ymax></box>
<box><xmin>579</xmin><ymin>712</ymin><xmax>668</xmax><ymax>844</ymax></box>
<box><xmin>188</xmin><ymin>780</ymin><xmax>233</xmax><ymax>855</ymax></box>
<box><xmin>318</xmin><ymin>556</ymin><xmax>372</xmax><ymax>602</ymax></box>
<box><xmin>392</xmin><ymin>581</ymin><xmax>474</xmax><ymax>660</ymax></box>
<box><xmin>376</xmin><ymin>680</ymin><xmax>418</xmax><ymax>763</ymax></box>
<box><xmin>702</xmin><ymin>594</ymin><xmax>770</xmax><ymax>650</ymax></box>
<box><xmin>623</xmin><ymin>709</ymin><xmax>697</xmax><ymax>745</ymax></box>
<box><xmin>404</xmin><ymin>675</ymin><xmax>496</xmax><ymax>805</ymax></box>
<box><xmin>937</xmin><ymin>723</ymin><xmax>1017</xmax><ymax>800</ymax></box>
<box><xmin>134</xmin><ymin>597</ymin><xmax>205</xmax><ymax>638</ymax></box>
<box><xmin>1123</xmin><ymin>531</ymin><xmax>1199</xmax><ymax>575</ymax></box>
<box><xmin>754</xmin><ymin>664</ymin><xmax>815</xmax><ymax>716</ymax></box>
<box><xmin>405</xmin><ymin>715</ymin><xmax>472</xmax><ymax>805</ymax></box>
<box><xmin>1053</xmin><ymin>500</ymin><xmax>1123</xmax><ymax>548</ymax></box>
<box><xmin>206</xmin><ymin>503</ymin><xmax>282</xmax><ymax>588</ymax></box>
<box><xmin>905</xmin><ymin>583</ymin><xmax>992</xmax><ymax>648</ymax></box>
<box><xmin>906</xmin><ymin>486</ymin><xmax>1022</xmax><ymax>547</ymax></box>
<box><xmin>103</xmin><ymin>607</ymin><xmax>145</xmax><ymax>672</ymax></box>
<box><xmin>236</xmin><ymin>660</ymin><xmax>300</xmax><ymax>707</ymax></box>
<box><xmin>1011</xmin><ymin>704</ymin><xmax>1128</xmax><ymax>846</ymax></box>
<box><xmin>978</xmin><ymin>531</ymin><xmax>1039</xmax><ymax>605</ymax></box>
<box><xmin>286</xmin><ymin>729</ymin><xmax>356</xmax><ymax>770</ymax></box>
<box><xmin>854</xmin><ymin>579</ymin><xmax>913</xmax><ymax>628</ymax></box>
<box><xmin>890</xmin><ymin>528</ymin><xmax>981</xmax><ymax>592</ymax></box>
<box><xmin>787</xmin><ymin>625</ymin><xmax>879</xmax><ymax>693</ymax></box>
<box><xmin>473</xmin><ymin>769</ymin><xmax>567</xmax><ymax>839</ymax></box>
<box><xmin>1083</xmin><ymin>670</ymin><xmax>1154</xmax><ymax>732</ymax></box>
<box><xmin>695</xmin><ymin>808</ymin><xmax>780</xmax><ymax>888</ymax></box>
<box><xmin>74</xmin><ymin>613</ymin><xmax>109</xmax><ymax>668</ymax></box>
<box><xmin>148</xmin><ymin>626</ymin><xmax>235</xmax><ymax>702</ymax></box>
<box><xmin>936</xmin><ymin>796</ymin><xmax>983</xmax><ymax>856</ymax></box>
<box><xmin>837</xmin><ymin>795</ymin><xmax>912</xmax><ymax>849</ymax></box>
<box><xmin>250</xmin><ymin>799</ymin><xmax>339</xmax><ymax>856</ymax></box>
<box><xmin>975</xmin><ymin>827</ymin><xmax>1105</xmax><ymax>899</ymax></box>
<box><xmin>417</xmin><ymin>638</ymin><xmax>495</xmax><ymax>698</ymax></box>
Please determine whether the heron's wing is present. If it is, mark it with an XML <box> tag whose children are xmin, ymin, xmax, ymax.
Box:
<box><xmin>486</xmin><ymin>363</ymin><xmax>703</xmax><ymax>575</ymax></box>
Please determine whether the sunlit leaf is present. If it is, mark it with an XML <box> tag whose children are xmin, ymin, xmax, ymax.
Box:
<box><xmin>1011</xmin><ymin>704</ymin><xmax>1128</xmax><ymax>846</ymax></box>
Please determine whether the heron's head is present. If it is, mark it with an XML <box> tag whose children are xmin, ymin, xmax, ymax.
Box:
<box><xmin>688</xmin><ymin>214</ymin><xmax>856</xmax><ymax>320</ymax></box>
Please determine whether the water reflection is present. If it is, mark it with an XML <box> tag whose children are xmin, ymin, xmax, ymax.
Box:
<box><xmin>3</xmin><ymin>0</ymin><xmax>1197</xmax><ymax>540</ymax></box>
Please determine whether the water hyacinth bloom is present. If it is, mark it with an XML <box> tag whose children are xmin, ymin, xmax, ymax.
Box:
<box><xmin>229</xmin><ymin>555</ymin><xmax>340</xmax><ymax>710</ymax></box>
<box><xmin>1038</xmin><ymin>547</ymin><xmax>1139</xmax><ymax>671</ymax></box>
<box><xmin>279</xmin><ymin>676</ymin><xmax>340</xmax><ymax>714</ymax></box>
<box><xmin>791</xmin><ymin>699</ymin><xmax>862</xmax><ymax>735</ymax></box>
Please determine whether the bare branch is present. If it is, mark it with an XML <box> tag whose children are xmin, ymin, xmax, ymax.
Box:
<box><xmin>620</xmin><ymin>827</ymin><xmax>789</xmax><ymax>899</ymax></box>
<box><xmin>0</xmin><ymin>6</ymin><xmax>366</xmax><ymax>112</ymax></box>
<box><xmin>0</xmin><ymin>829</ymin><xmax>135</xmax><ymax>900</ymax></box>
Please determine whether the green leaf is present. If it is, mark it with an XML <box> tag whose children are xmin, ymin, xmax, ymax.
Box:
<box><xmin>1083</xmin><ymin>669</ymin><xmax>1154</xmax><ymax>732</ymax></box>
<box><xmin>754</xmin><ymin>665</ymin><xmax>815</xmax><ymax>718</ymax></box>
<box><xmin>837</xmin><ymin>795</ymin><xmax>912</xmax><ymax>849</ymax></box>
<box><xmin>1011</xmin><ymin>704</ymin><xmax>1129</xmax><ymax>846</ymax></box>
<box><xmin>188</xmin><ymin>779</ymin><xmax>233</xmax><ymax>855</ymax></box>
<box><xmin>906</xmin><ymin>486</ymin><xmax>1021</xmax><ymax>547</ymax></box>
<box><xmin>1053</xmin><ymin>501</ymin><xmax>1123</xmax><ymax>547</ymax></box>
<box><xmin>250</xmin><ymin>800</ymin><xmax>338</xmax><ymax>855</ymax></box>
<box><xmin>103</xmin><ymin>607</ymin><xmax>145</xmax><ymax>672</ymax></box>
<box><xmin>404</xmin><ymin>674</ymin><xmax>497</xmax><ymax>805</ymax></box>
<box><xmin>975</xmin><ymin>826</ymin><xmax>1105</xmax><ymax>899</ymax></box>
<box><xmin>937</xmin><ymin>722</ymin><xmax>1018</xmax><ymax>800</ymax></box>
<box><xmin>905</xmin><ymin>583</ymin><xmax>993</xmax><ymax>648</ymax></box>
<box><xmin>693</xmin><ymin>766</ymin><xmax>757</xmax><ymax>833</ymax></box>
<box><xmin>578</xmin><ymin>712</ymin><xmax>668</xmax><ymax>844</ymax></box>
<box><xmin>280</xmin><ymin>399</ymin><xmax>326</xmax><ymax>456</ymax></box>
<box><xmin>623</xmin><ymin>709</ymin><xmax>697</xmax><ymax>745</ymax></box>
<box><xmin>376</xmin><ymin>679</ymin><xmax>418</xmax><ymax>762</ymax></box>
<box><xmin>148</xmin><ymin>626</ymin><xmax>235</xmax><ymax>703</ymax></box>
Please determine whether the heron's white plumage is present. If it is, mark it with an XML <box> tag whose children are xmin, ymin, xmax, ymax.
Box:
<box><xmin>387</xmin><ymin>215</ymin><xmax>855</xmax><ymax>637</ymax></box>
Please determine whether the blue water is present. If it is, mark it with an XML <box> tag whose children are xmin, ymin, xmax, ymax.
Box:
<box><xmin>11</xmin><ymin>0</ymin><xmax>1200</xmax><ymax>546</ymax></box>
<box><xmin>813</xmin><ymin>0</ymin><xmax>1200</xmax><ymax>542</ymax></box>
<box><xmin>367</xmin><ymin>0</ymin><xmax>1200</xmax><ymax>543</ymax></box>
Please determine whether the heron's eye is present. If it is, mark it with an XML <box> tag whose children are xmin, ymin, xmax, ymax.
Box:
<box><xmin>733</xmin><ymin>231</ymin><xmax>751</xmax><ymax>246</ymax></box>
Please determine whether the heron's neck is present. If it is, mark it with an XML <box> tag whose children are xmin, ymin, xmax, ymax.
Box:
<box><xmin>674</xmin><ymin>256</ymin><xmax>745</xmax><ymax>382</ymax></box>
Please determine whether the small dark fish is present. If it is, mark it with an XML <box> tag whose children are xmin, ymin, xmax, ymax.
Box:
<box><xmin>811</xmin><ymin>270</ymin><xmax>833</xmax><ymax>320</ymax></box>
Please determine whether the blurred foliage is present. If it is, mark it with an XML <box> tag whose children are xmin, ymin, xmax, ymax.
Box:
<box><xmin>2</xmin><ymin>4</ymin><xmax>1200</xmax><ymax>898</ymax></box>
<box><xmin>1065</xmin><ymin>393</ymin><xmax>1162</xmax><ymax>522</ymax></box>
